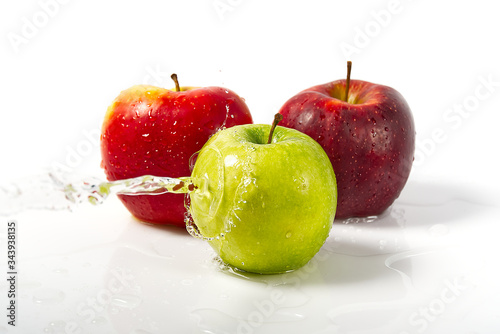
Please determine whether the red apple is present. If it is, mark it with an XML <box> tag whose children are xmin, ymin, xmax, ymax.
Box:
<box><xmin>101</xmin><ymin>75</ymin><xmax>253</xmax><ymax>226</ymax></box>
<box><xmin>279</xmin><ymin>63</ymin><xmax>415</xmax><ymax>219</ymax></box>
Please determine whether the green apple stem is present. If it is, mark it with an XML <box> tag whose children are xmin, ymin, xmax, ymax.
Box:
<box><xmin>171</xmin><ymin>73</ymin><xmax>181</xmax><ymax>92</ymax></box>
<box><xmin>267</xmin><ymin>113</ymin><xmax>284</xmax><ymax>144</ymax></box>
<box><xmin>344</xmin><ymin>61</ymin><xmax>352</xmax><ymax>102</ymax></box>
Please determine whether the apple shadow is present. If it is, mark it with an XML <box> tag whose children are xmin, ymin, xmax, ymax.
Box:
<box><xmin>395</xmin><ymin>179</ymin><xmax>499</xmax><ymax>224</ymax></box>
<box><xmin>104</xmin><ymin>179</ymin><xmax>499</xmax><ymax>291</ymax></box>
<box><xmin>78</xmin><ymin>180</ymin><xmax>500</xmax><ymax>334</ymax></box>
<box><xmin>276</xmin><ymin>179</ymin><xmax>499</xmax><ymax>286</ymax></box>
<box><xmin>137</xmin><ymin>219</ymin><xmax>191</xmax><ymax>237</ymax></box>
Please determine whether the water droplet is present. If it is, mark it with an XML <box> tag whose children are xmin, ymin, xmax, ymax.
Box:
<box><xmin>91</xmin><ymin>316</ymin><xmax>108</xmax><ymax>325</ymax></box>
<box><xmin>130</xmin><ymin>330</ymin><xmax>153</xmax><ymax>334</ymax></box>
<box><xmin>110</xmin><ymin>294</ymin><xmax>142</xmax><ymax>309</ymax></box>
<box><xmin>428</xmin><ymin>224</ymin><xmax>449</xmax><ymax>237</ymax></box>
<box><xmin>148</xmin><ymin>110</ymin><xmax>157</xmax><ymax>121</ymax></box>
<box><xmin>44</xmin><ymin>321</ymin><xmax>67</xmax><ymax>333</ymax></box>
<box><xmin>190</xmin><ymin>308</ymin><xmax>238</xmax><ymax>333</ymax></box>
<box><xmin>286</xmin><ymin>231</ymin><xmax>292</xmax><ymax>238</ymax></box>
<box><xmin>151</xmin><ymin>240</ymin><xmax>176</xmax><ymax>259</ymax></box>
<box><xmin>181</xmin><ymin>279</ymin><xmax>193</xmax><ymax>286</ymax></box>
<box><xmin>33</xmin><ymin>288</ymin><xmax>65</xmax><ymax>304</ymax></box>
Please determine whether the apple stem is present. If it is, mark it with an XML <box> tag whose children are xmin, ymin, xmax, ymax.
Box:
<box><xmin>267</xmin><ymin>113</ymin><xmax>283</xmax><ymax>144</ymax></box>
<box><xmin>344</xmin><ymin>61</ymin><xmax>352</xmax><ymax>102</ymax></box>
<box><xmin>171</xmin><ymin>73</ymin><xmax>181</xmax><ymax>92</ymax></box>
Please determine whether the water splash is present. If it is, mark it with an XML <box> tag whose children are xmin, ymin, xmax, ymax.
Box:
<box><xmin>184</xmin><ymin>202</ymin><xmax>224</xmax><ymax>242</ymax></box>
<box><xmin>0</xmin><ymin>169</ymin><xmax>194</xmax><ymax>216</ymax></box>
<box><xmin>0</xmin><ymin>167</ymin><xmax>218</xmax><ymax>243</ymax></box>
<box><xmin>56</xmin><ymin>173</ymin><xmax>194</xmax><ymax>203</ymax></box>
<box><xmin>32</xmin><ymin>288</ymin><xmax>65</xmax><ymax>304</ymax></box>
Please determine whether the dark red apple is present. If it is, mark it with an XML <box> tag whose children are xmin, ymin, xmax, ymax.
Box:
<box><xmin>101</xmin><ymin>75</ymin><xmax>253</xmax><ymax>226</ymax></box>
<box><xmin>279</xmin><ymin>63</ymin><xmax>415</xmax><ymax>219</ymax></box>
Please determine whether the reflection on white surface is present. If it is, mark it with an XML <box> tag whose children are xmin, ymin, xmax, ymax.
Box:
<box><xmin>1</xmin><ymin>179</ymin><xmax>500</xmax><ymax>333</ymax></box>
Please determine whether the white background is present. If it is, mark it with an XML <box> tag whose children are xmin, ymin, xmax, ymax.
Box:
<box><xmin>1</xmin><ymin>0</ymin><xmax>499</xmax><ymax>184</ymax></box>
<box><xmin>1</xmin><ymin>1</ymin><xmax>500</xmax><ymax>333</ymax></box>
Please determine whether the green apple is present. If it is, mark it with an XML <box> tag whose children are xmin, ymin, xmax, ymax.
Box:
<box><xmin>189</xmin><ymin>118</ymin><xmax>337</xmax><ymax>274</ymax></box>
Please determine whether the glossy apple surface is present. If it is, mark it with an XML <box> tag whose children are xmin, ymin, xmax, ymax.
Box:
<box><xmin>279</xmin><ymin>79</ymin><xmax>415</xmax><ymax>219</ymax></box>
<box><xmin>189</xmin><ymin>124</ymin><xmax>337</xmax><ymax>274</ymax></box>
<box><xmin>101</xmin><ymin>84</ymin><xmax>253</xmax><ymax>226</ymax></box>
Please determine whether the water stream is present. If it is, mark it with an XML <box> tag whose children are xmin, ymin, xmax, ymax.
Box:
<box><xmin>0</xmin><ymin>169</ymin><xmax>194</xmax><ymax>216</ymax></box>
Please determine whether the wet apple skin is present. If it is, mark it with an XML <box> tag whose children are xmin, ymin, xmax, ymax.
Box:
<box><xmin>280</xmin><ymin>79</ymin><xmax>415</xmax><ymax>219</ymax></box>
<box><xmin>101</xmin><ymin>85</ymin><xmax>253</xmax><ymax>226</ymax></box>
<box><xmin>190</xmin><ymin>124</ymin><xmax>337</xmax><ymax>274</ymax></box>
